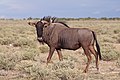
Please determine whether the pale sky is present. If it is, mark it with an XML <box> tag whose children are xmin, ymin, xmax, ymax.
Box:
<box><xmin>0</xmin><ymin>0</ymin><xmax>120</xmax><ymax>18</ymax></box>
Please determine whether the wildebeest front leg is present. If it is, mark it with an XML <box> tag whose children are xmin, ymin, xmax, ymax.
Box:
<box><xmin>56</xmin><ymin>49</ymin><xmax>63</xmax><ymax>61</ymax></box>
<box><xmin>47</xmin><ymin>47</ymin><xmax>55</xmax><ymax>64</ymax></box>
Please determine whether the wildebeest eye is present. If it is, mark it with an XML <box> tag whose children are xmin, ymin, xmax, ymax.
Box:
<box><xmin>44</xmin><ymin>25</ymin><xmax>47</xmax><ymax>28</ymax></box>
<box><xmin>43</xmin><ymin>23</ymin><xmax>48</xmax><ymax>28</ymax></box>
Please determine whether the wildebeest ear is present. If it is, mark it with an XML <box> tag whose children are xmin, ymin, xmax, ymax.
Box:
<box><xmin>28</xmin><ymin>22</ymin><xmax>36</xmax><ymax>26</ymax></box>
<box><xmin>41</xmin><ymin>20</ymin><xmax>50</xmax><ymax>27</ymax></box>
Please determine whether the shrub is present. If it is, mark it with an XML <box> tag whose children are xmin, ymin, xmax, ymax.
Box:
<box><xmin>0</xmin><ymin>48</ymin><xmax>39</xmax><ymax>70</ymax></box>
<box><xmin>13</xmin><ymin>37</ymin><xmax>36</xmax><ymax>48</ymax></box>
<box><xmin>22</xmin><ymin>49</ymin><xmax>39</xmax><ymax>60</ymax></box>
<box><xmin>14</xmin><ymin>60</ymin><xmax>35</xmax><ymax>72</ymax></box>
<box><xmin>114</xmin><ymin>29</ymin><xmax>120</xmax><ymax>34</ymax></box>
<box><xmin>101</xmin><ymin>44</ymin><xmax>120</xmax><ymax>61</ymax></box>
<box><xmin>0</xmin><ymin>52</ymin><xmax>23</xmax><ymax>70</ymax></box>
<box><xmin>0</xmin><ymin>37</ymin><xmax>14</xmax><ymax>45</ymax></box>
<box><xmin>102</xmin><ymin>36</ymin><xmax>116</xmax><ymax>43</ymax></box>
<box><xmin>52</xmin><ymin>68</ymin><xmax>84</xmax><ymax>80</ymax></box>
<box><xmin>39</xmin><ymin>45</ymin><xmax>49</xmax><ymax>53</ymax></box>
<box><xmin>117</xmin><ymin>38</ymin><xmax>120</xmax><ymax>43</ymax></box>
<box><xmin>117</xmin><ymin>34</ymin><xmax>120</xmax><ymax>43</ymax></box>
<box><xmin>116</xmin><ymin>58</ymin><xmax>120</xmax><ymax>68</ymax></box>
<box><xmin>52</xmin><ymin>60</ymin><xmax>75</xmax><ymax>70</ymax></box>
<box><xmin>15</xmin><ymin>62</ymin><xmax>51</xmax><ymax>80</ymax></box>
<box><xmin>102</xmin><ymin>50</ymin><xmax>119</xmax><ymax>61</ymax></box>
<box><xmin>18</xmin><ymin>62</ymin><xmax>83</xmax><ymax>80</ymax></box>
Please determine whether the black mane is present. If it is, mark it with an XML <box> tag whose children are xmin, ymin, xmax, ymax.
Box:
<box><xmin>57</xmin><ymin>22</ymin><xmax>70</xmax><ymax>28</ymax></box>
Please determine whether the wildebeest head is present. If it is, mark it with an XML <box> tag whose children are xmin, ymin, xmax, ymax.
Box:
<box><xmin>28</xmin><ymin>20</ymin><xmax>45</xmax><ymax>43</ymax></box>
<box><xmin>28</xmin><ymin>16</ymin><xmax>69</xmax><ymax>44</ymax></box>
<box><xmin>28</xmin><ymin>16</ymin><xmax>54</xmax><ymax>41</ymax></box>
<box><xmin>28</xmin><ymin>21</ymin><xmax>44</xmax><ymax>37</ymax></box>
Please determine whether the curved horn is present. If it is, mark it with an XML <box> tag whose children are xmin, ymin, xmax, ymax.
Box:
<box><xmin>52</xmin><ymin>17</ymin><xmax>57</xmax><ymax>23</ymax></box>
<box><xmin>50</xmin><ymin>18</ymin><xmax>53</xmax><ymax>23</ymax></box>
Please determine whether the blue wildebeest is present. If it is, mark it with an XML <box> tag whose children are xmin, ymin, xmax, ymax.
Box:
<box><xmin>28</xmin><ymin>16</ymin><xmax>102</xmax><ymax>73</ymax></box>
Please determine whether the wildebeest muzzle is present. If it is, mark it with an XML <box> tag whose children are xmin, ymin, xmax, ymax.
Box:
<box><xmin>37</xmin><ymin>37</ymin><xmax>44</xmax><ymax>44</ymax></box>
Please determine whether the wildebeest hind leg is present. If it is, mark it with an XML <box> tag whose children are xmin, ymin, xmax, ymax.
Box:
<box><xmin>56</xmin><ymin>49</ymin><xmax>63</xmax><ymax>61</ymax></box>
<box><xmin>89</xmin><ymin>45</ymin><xmax>99</xmax><ymax>71</ymax></box>
<box><xmin>47</xmin><ymin>47</ymin><xmax>55</xmax><ymax>64</ymax></box>
<box><xmin>83</xmin><ymin>46</ymin><xmax>92</xmax><ymax>73</ymax></box>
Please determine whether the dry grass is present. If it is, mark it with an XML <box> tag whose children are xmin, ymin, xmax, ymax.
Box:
<box><xmin>0</xmin><ymin>19</ymin><xmax>120</xmax><ymax>80</ymax></box>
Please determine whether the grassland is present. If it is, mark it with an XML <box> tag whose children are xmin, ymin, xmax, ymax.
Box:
<box><xmin>0</xmin><ymin>19</ymin><xmax>120</xmax><ymax>80</ymax></box>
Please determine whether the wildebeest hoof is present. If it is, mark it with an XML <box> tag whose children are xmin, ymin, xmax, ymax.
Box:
<box><xmin>83</xmin><ymin>70</ymin><xmax>88</xmax><ymax>73</ymax></box>
<box><xmin>59</xmin><ymin>58</ymin><xmax>63</xmax><ymax>61</ymax></box>
<box><xmin>46</xmin><ymin>61</ymin><xmax>54</xmax><ymax>65</ymax></box>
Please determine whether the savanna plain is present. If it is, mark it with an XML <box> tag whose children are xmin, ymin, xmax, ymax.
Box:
<box><xmin>0</xmin><ymin>19</ymin><xmax>120</xmax><ymax>80</ymax></box>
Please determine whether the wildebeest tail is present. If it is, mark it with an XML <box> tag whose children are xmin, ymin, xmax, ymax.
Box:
<box><xmin>92</xmin><ymin>31</ymin><xmax>102</xmax><ymax>60</ymax></box>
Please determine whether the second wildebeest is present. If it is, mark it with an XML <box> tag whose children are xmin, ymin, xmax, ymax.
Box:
<box><xmin>28</xmin><ymin>16</ymin><xmax>102</xmax><ymax>73</ymax></box>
